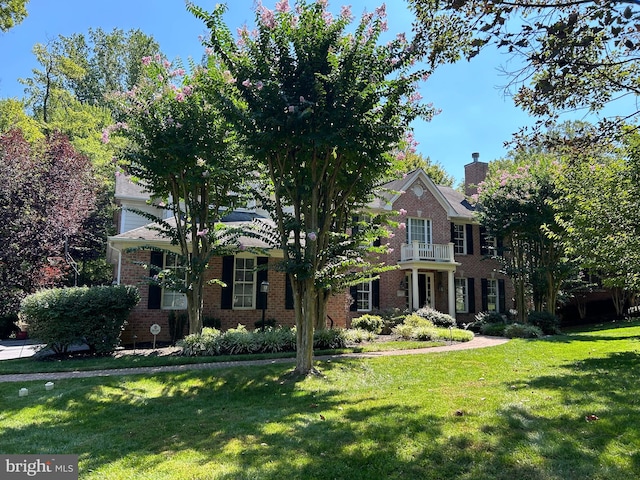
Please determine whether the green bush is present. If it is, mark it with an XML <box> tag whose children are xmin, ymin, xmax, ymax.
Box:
<box><xmin>260</xmin><ymin>326</ymin><xmax>296</xmax><ymax>353</ymax></box>
<box><xmin>344</xmin><ymin>328</ymin><xmax>378</xmax><ymax>344</ymax></box>
<box><xmin>351</xmin><ymin>314</ymin><xmax>384</xmax><ymax>334</ymax></box>
<box><xmin>527</xmin><ymin>311</ymin><xmax>560</xmax><ymax>335</ymax></box>
<box><xmin>480</xmin><ymin>322</ymin><xmax>507</xmax><ymax>336</ymax></box>
<box><xmin>504</xmin><ymin>323</ymin><xmax>544</xmax><ymax>339</ymax></box>
<box><xmin>415</xmin><ymin>306</ymin><xmax>457</xmax><ymax>328</ymax></box>
<box><xmin>313</xmin><ymin>328</ymin><xmax>347</xmax><ymax>349</ymax></box>
<box><xmin>219</xmin><ymin>325</ymin><xmax>260</xmax><ymax>355</ymax></box>
<box><xmin>464</xmin><ymin>311</ymin><xmax>506</xmax><ymax>333</ymax></box>
<box><xmin>375</xmin><ymin>308</ymin><xmax>408</xmax><ymax>334</ymax></box>
<box><xmin>412</xmin><ymin>325</ymin><xmax>438</xmax><ymax>341</ymax></box>
<box><xmin>403</xmin><ymin>313</ymin><xmax>434</xmax><ymax>328</ymax></box>
<box><xmin>392</xmin><ymin>323</ymin><xmax>415</xmax><ymax>340</ymax></box>
<box><xmin>436</xmin><ymin>327</ymin><xmax>474</xmax><ymax>342</ymax></box>
<box><xmin>0</xmin><ymin>314</ymin><xmax>20</xmax><ymax>339</ymax></box>
<box><xmin>20</xmin><ymin>285</ymin><xmax>140</xmax><ymax>355</ymax></box>
<box><xmin>179</xmin><ymin>327</ymin><xmax>222</xmax><ymax>356</ymax></box>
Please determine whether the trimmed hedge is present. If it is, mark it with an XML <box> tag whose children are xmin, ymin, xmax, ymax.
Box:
<box><xmin>20</xmin><ymin>285</ymin><xmax>140</xmax><ymax>355</ymax></box>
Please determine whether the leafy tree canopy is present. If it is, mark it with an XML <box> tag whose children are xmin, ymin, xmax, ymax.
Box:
<box><xmin>0</xmin><ymin>0</ymin><xmax>28</xmax><ymax>32</ymax></box>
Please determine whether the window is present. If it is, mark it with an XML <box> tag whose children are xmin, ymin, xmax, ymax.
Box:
<box><xmin>455</xmin><ymin>278</ymin><xmax>468</xmax><ymax>313</ymax></box>
<box><xmin>407</xmin><ymin>218</ymin><xmax>432</xmax><ymax>244</ymax></box>
<box><xmin>233</xmin><ymin>256</ymin><xmax>255</xmax><ymax>309</ymax></box>
<box><xmin>453</xmin><ymin>224</ymin><xmax>466</xmax><ymax>254</ymax></box>
<box><xmin>161</xmin><ymin>253</ymin><xmax>187</xmax><ymax>310</ymax></box>
<box><xmin>486</xmin><ymin>278</ymin><xmax>498</xmax><ymax>312</ymax></box>
<box><xmin>356</xmin><ymin>281</ymin><xmax>372</xmax><ymax>311</ymax></box>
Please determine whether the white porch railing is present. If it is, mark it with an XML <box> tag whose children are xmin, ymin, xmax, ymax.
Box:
<box><xmin>400</xmin><ymin>241</ymin><xmax>455</xmax><ymax>262</ymax></box>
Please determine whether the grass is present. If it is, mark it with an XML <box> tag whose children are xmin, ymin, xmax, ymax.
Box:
<box><xmin>1</xmin><ymin>321</ymin><xmax>639</xmax><ymax>479</ymax></box>
<box><xmin>0</xmin><ymin>339</ymin><xmax>445</xmax><ymax>375</ymax></box>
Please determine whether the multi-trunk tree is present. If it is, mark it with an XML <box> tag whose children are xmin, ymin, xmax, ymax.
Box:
<box><xmin>110</xmin><ymin>55</ymin><xmax>250</xmax><ymax>335</ymax></box>
<box><xmin>190</xmin><ymin>0</ymin><xmax>438</xmax><ymax>374</ymax></box>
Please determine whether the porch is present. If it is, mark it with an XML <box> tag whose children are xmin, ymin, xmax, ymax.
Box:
<box><xmin>400</xmin><ymin>241</ymin><xmax>455</xmax><ymax>263</ymax></box>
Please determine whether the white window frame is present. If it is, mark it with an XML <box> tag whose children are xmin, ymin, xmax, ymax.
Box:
<box><xmin>453</xmin><ymin>223</ymin><xmax>466</xmax><ymax>255</ymax></box>
<box><xmin>407</xmin><ymin>218</ymin><xmax>432</xmax><ymax>244</ymax></box>
<box><xmin>455</xmin><ymin>278</ymin><xmax>468</xmax><ymax>313</ymax></box>
<box><xmin>233</xmin><ymin>255</ymin><xmax>256</xmax><ymax>309</ymax></box>
<box><xmin>356</xmin><ymin>281</ymin><xmax>372</xmax><ymax>312</ymax></box>
<box><xmin>161</xmin><ymin>253</ymin><xmax>187</xmax><ymax>310</ymax></box>
<box><xmin>487</xmin><ymin>278</ymin><xmax>499</xmax><ymax>312</ymax></box>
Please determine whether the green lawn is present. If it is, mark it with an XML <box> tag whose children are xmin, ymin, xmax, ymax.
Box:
<box><xmin>1</xmin><ymin>321</ymin><xmax>639</xmax><ymax>479</ymax></box>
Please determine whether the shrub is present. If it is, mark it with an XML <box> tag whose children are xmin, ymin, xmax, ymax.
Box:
<box><xmin>344</xmin><ymin>328</ymin><xmax>378</xmax><ymax>344</ymax></box>
<box><xmin>480</xmin><ymin>322</ymin><xmax>507</xmax><ymax>336</ymax></box>
<box><xmin>437</xmin><ymin>328</ymin><xmax>474</xmax><ymax>342</ymax></box>
<box><xmin>392</xmin><ymin>323</ymin><xmax>415</xmax><ymax>340</ymax></box>
<box><xmin>351</xmin><ymin>314</ymin><xmax>384</xmax><ymax>334</ymax></box>
<box><xmin>403</xmin><ymin>313</ymin><xmax>434</xmax><ymax>328</ymax></box>
<box><xmin>464</xmin><ymin>311</ymin><xmax>506</xmax><ymax>333</ymax></box>
<box><xmin>415</xmin><ymin>306</ymin><xmax>457</xmax><ymax>328</ymax></box>
<box><xmin>21</xmin><ymin>285</ymin><xmax>140</xmax><ymax>355</ymax></box>
<box><xmin>504</xmin><ymin>323</ymin><xmax>543</xmax><ymax>339</ymax></box>
<box><xmin>260</xmin><ymin>326</ymin><xmax>296</xmax><ymax>353</ymax></box>
<box><xmin>179</xmin><ymin>327</ymin><xmax>222</xmax><ymax>356</ymax></box>
<box><xmin>412</xmin><ymin>325</ymin><xmax>438</xmax><ymax>341</ymax></box>
<box><xmin>313</xmin><ymin>328</ymin><xmax>347</xmax><ymax>349</ymax></box>
<box><xmin>0</xmin><ymin>314</ymin><xmax>20</xmax><ymax>339</ymax></box>
<box><xmin>527</xmin><ymin>311</ymin><xmax>560</xmax><ymax>335</ymax></box>
<box><xmin>376</xmin><ymin>308</ymin><xmax>408</xmax><ymax>334</ymax></box>
<box><xmin>219</xmin><ymin>324</ymin><xmax>260</xmax><ymax>355</ymax></box>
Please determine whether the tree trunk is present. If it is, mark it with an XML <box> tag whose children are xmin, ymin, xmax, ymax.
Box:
<box><xmin>186</xmin><ymin>273</ymin><xmax>204</xmax><ymax>335</ymax></box>
<box><xmin>294</xmin><ymin>278</ymin><xmax>316</xmax><ymax>375</ymax></box>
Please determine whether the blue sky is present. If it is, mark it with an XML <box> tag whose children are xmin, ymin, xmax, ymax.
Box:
<box><xmin>0</xmin><ymin>0</ymin><xmax>540</xmax><ymax>184</ymax></box>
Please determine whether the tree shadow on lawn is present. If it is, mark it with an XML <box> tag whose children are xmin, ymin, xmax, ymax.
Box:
<box><xmin>0</xmin><ymin>353</ymin><xmax>639</xmax><ymax>479</ymax></box>
<box><xmin>480</xmin><ymin>351</ymin><xmax>640</xmax><ymax>480</ymax></box>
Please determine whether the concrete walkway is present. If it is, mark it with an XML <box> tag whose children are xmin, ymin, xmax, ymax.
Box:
<box><xmin>0</xmin><ymin>336</ymin><xmax>508</xmax><ymax>384</ymax></box>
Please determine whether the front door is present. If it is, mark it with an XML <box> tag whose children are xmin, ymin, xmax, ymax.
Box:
<box><xmin>408</xmin><ymin>272</ymin><xmax>434</xmax><ymax>309</ymax></box>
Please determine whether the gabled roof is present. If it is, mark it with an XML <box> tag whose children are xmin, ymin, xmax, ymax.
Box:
<box><xmin>115</xmin><ymin>174</ymin><xmax>152</xmax><ymax>201</ymax></box>
<box><xmin>371</xmin><ymin>169</ymin><xmax>475</xmax><ymax>221</ymax></box>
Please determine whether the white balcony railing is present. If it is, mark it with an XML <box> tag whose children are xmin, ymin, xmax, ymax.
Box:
<box><xmin>400</xmin><ymin>241</ymin><xmax>455</xmax><ymax>263</ymax></box>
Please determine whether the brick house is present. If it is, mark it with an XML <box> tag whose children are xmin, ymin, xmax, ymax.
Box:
<box><xmin>108</xmin><ymin>154</ymin><xmax>512</xmax><ymax>343</ymax></box>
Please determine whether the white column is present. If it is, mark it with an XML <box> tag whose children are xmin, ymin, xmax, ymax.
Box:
<box><xmin>448</xmin><ymin>270</ymin><xmax>456</xmax><ymax>319</ymax></box>
<box><xmin>412</xmin><ymin>268</ymin><xmax>420</xmax><ymax>310</ymax></box>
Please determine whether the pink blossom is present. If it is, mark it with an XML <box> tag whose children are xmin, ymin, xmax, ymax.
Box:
<box><xmin>163</xmin><ymin>59</ymin><xmax>171</xmax><ymax>68</ymax></box>
<box><xmin>307</xmin><ymin>232</ymin><xmax>317</xmax><ymax>241</ymax></box>
<box><xmin>101</xmin><ymin>129</ymin><xmax>110</xmax><ymax>144</ymax></box>
<box><xmin>396</xmin><ymin>32</ymin><xmax>406</xmax><ymax>43</ymax></box>
<box><xmin>398</xmin><ymin>222</ymin><xmax>406</xmax><ymax>230</ymax></box>
<box><xmin>261</xmin><ymin>7</ymin><xmax>276</xmax><ymax>28</ymax></box>
<box><xmin>176</xmin><ymin>92</ymin><xmax>185</xmax><ymax>102</ymax></box>
<box><xmin>238</xmin><ymin>243</ymin><xmax>246</xmax><ymax>251</ymax></box>
<box><xmin>399</xmin><ymin>208</ymin><xmax>407</xmax><ymax>216</ymax></box>
<box><xmin>287</xmin><ymin>105</ymin><xmax>295</xmax><ymax>113</ymax></box>
<box><xmin>242</xmin><ymin>79</ymin><xmax>252</xmax><ymax>87</ymax></box>
<box><xmin>197</xmin><ymin>228</ymin><xmax>209</xmax><ymax>237</ymax></box>
<box><xmin>255</xmin><ymin>81</ymin><xmax>264</xmax><ymax>90</ymax></box>
<box><xmin>387</xmin><ymin>248</ymin><xmax>394</xmax><ymax>254</ymax></box>
<box><xmin>223</xmin><ymin>70</ymin><xmax>236</xmax><ymax>84</ymax></box>
<box><xmin>375</xmin><ymin>4</ymin><xmax>387</xmax><ymax>17</ymax></box>
<box><xmin>205</xmin><ymin>47</ymin><xmax>214</xmax><ymax>56</ymax></box>
<box><xmin>182</xmin><ymin>85</ymin><xmax>193</xmax><ymax>96</ymax></box>
<box><xmin>409</xmin><ymin>92</ymin><xmax>423</xmax><ymax>103</ymax></box>
<box><xmin>340</xmin><ymin>5</ymin><xmax>353</xmax><ymax>21</ymax></box>
<box><xmin>299</xmin><ymin>95</ymin><xmax>305</xmax><ymax>103</ymax></box>
<box><xmin>275</xmin><ymin>0</ymin><xmax>289</xmax><ymax>13</ymax></box>
<box><xmin>157</xmin><ymin>74</ymin><xmax>164</xmax><ymax>82</ymax></box>
<box><xmin>141</xmin><ymin>56</ymin><xmax>152</xmax><ymax>66</ymax></box>
<box><xmin>389</xmin><ymin>232</ymin><xmax>395</xmax><ymax>238</ymax></box>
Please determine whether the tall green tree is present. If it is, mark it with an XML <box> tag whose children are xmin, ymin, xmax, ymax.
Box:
<box><xmin>191</xmin><ymin>1</ymin><xmax>437</xmax><ymax>374</ymax></box>
<box><xmin>110</xmin><ymin>55</ymin><xmax>250</xmax><ymax>335</ymax></box>
<box><xmin>475</xmin><ymin>155</ymin><xmax>569</xmax><ymax>320</ymax></box>
<box><xmin>554</xmin><ymin>132</ymin><xmax>640</xmax><ymax>315</ymax></box>
<box><xmin>410</xmin><ymin>1</ymin><xmax>640</xmax><ymax>140</ymax></box>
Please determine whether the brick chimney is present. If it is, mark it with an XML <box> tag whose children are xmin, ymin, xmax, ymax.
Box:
<box><xmin>464</xmin><ymin>152</ymin><xmax>488</xmax><ymax>197</ymax></box>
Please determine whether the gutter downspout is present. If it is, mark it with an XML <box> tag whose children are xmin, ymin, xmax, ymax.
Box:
<box><xmin>108</xmin><ymin>242</ymin><xmax>122</xmax><ymax>285</ymax></box>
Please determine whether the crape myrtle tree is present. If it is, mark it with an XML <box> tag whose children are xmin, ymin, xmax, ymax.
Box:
<box><xmin>474</xmin><ymin>154</ymin><xmax>570</xmax><ymax>320</ymax></box>
<box><xmin>553</xmin><ymin>130</ymin><xmax>640</xmax><ymax>315</ymax></box>
<box><xmin>189</xmin><ymin>0</ymin><xmax>438</xmax><ymax>374</ymax></box>
<box><xmin>0</xmin><ymin>129</ymin><xmax>96</xmax><ymax>316</ymax></box>
<box><xmin>410</xmin><ymin>0</ymin><xmax>640</xmax><ymax>143</ymax></box>
<box><xmin>109</xmin><ymin>55</ymin><xmax>250</xmax><ymax>335</ymax></box>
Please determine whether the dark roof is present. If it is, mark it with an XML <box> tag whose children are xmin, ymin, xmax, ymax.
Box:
<box><xmin>115</xmin><ymin>174</ymin><xmax>152</xmax><ymax>200</ymax></box>
<box><xmin>437</xmin><ymin>185</ymin><xmax>475</xmax><ymax>219</ymax></box>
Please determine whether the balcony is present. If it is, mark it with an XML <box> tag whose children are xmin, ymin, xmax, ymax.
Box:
<box><xmin>400</xmin><ymin>241</ymin><xmax>455</xmax><ymax>263</ymax></box>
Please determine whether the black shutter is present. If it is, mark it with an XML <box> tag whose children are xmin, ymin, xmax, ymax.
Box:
<box><xmin>350</xmin><ymin>285</ymin><xmax>358</xmax><ymax>311</ymax></box>
<box><xmin>372</xmin><ymin>280</ymin><xmax>380</xmax><ymax>309</ymax></box>
<box><xmin>466</xmin><ymin>224</ymin><xmax>474</xmax><ymax>255</ymax></box>
<box><xmin>468</xmin><ymin>278</ymin><xmax>475</xmax><ymax>313</ymax></box>
<box><xmin>148</xmin><ymin>251</ymin><xmax>163</xmax><ymax>309</ymax></box>
<box><xmin>498</xmin><ymin>279</ymin><xmax>506</xmax><ymax>313</ymax></box>
<box><xmin>220</xmin><ymin>255</ymin><xmax>234</xmax><ymax>310</ymax></box>
<box><xmin>497</xmin><ymin>236</ymin><xmax>504</xmax><ymax>256</ymax></box>
<box><xmin>285</xmin><ymin>274</ymin><xmax>294</xmax><ymax>310</ymax></box>
<box><xmin>256</xmin><ymin>257</ymin><xmax>269</xmax><ymax>309</ymax></box>
<box><xmin>481</xmin><ymin>278</ymin><xmax>488</xmax><ymax>312</ymax></box>
<box><xmin>450</xmin><ymin>222</ymin><xmax>455</xmax><ymax>243</ymax></box>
